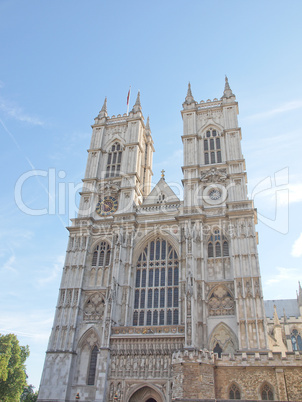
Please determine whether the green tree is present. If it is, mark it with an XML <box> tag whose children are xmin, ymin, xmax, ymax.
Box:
<box><xmin>20</xmin><ymin>384</ymin><xmax>38</xmax><ymax>402</ymax></box>
<box><xmin>0</xmin><ymin>334</ymin><xmax>29</xmax><ymax>402</ymax></box>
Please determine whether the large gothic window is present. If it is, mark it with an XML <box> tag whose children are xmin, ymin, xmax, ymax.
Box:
<box><xmin>133</xmin><ymin>239</ymin><xmax>179</xmax><ymax>326</ymax></box>
<box><xmin>229</xmin><ymin>383</ymin><xmax>241</xmax><ymax>399</ymax></box>
<box><xmin>291</xmin><ymin>329</ymin><xmax>302</xmax><ymax>350</ymax></box>
<box><xmin>207</xmin><ymin>229</ymin><xmax>229</xmax><ymax>258</ymax></box>
<box><xmin>204</xmin><ymin>128</ymin><xmax>222</xmax><ymax>165</ymax></box>
<box><xmin>87</xmin><ymin>345</ymin><xmax>98</xmax><ymax>385</ymax></box>
<box><xmin>105</xmin><ymin>142</ymin><xmax>122</xmax><ymax>178</ymax></box>
<box><xmin>92</xmin><ymin>242</ymin><xmax>111</xmax><ymax>267</ymax></box>
<box><xmin>261</xmin><ymin>383</ymin><xmax>274</xmax><ymax>400</ymax></box>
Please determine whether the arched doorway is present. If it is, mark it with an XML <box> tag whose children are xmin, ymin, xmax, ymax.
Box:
<box><xmin>129</xmin><ymin>386</ymin><xmax>163</xmax><ymax>402</ymax></box>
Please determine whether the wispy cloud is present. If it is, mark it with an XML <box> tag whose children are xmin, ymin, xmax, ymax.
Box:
<box><xmin>2</xmin><ymin>255</ymin><xmax>17</xmax><ymax>273</ymax></box>
<box><xmin>250</xmin><ymin>182</ymin><xmax>302</xmax><ymax>207</ymax></box>
<box><xmin>0</xmin><ymin>96</ymin><xmax>44</xmax><ymax>126</ymax></box>
<box><xmin>244</xmin><ymin>100</ymin><xmax>302</xmax><ymax>121</ymax></box>
<box><xmin>36</xmin><ymin>255</ymin><xmax>64</xmax><ymax>287</ymax></box>
<box><xmin>265</xmin><ymin>267</ymin><xmax>301</xmax><ymax>286</ymax></box>
<box><xmin>154</xmin><ymin>148</ymin><xmax>183</xmax><ymax>169</ymax></box>
<box><xmin>0</xmin><ymin>310</ymin><xmax>53</xmax><ymax>342</ymax></box>
<box><xmin>292</xmin><ymin>233</ymin><xmax>302</xmax><ymax>258</ymax></box>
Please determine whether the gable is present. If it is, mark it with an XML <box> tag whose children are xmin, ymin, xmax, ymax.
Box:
<box><xmin>143</xmin><ymin>178</ymin><xmax>180</xmax><ymax>205</ymax></box>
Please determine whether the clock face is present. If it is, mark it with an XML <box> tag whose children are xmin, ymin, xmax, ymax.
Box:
<box><xmin>96</xmin><ymin>196</ymin><xmax>118</xmax><ymax>216</ymax></box>
<box><xmin>209</xmin><ymin>189</ymin><xmax>221</xmax><ymax>200</ymax></box>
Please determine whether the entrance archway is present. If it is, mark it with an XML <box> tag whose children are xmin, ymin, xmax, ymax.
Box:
<box><xmin>129</xmin><ymin>386</ymin><xmax>163</xmax><ymax>402</ymax></box>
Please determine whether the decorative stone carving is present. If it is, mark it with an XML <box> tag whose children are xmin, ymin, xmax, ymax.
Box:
<box><xmin>83</xmin><ymin>293</ymin><xmax>105</xmax><ymax>321</ymax></box>
<box><xmin>99</xmin><ymin>180</ymin><xmax>121</xmax><ymax>195</ymax></box>
<box><xmin>208</xmin><ymin>285</ymin><xmax>234</xmax><ymax>316</ymax></box>
<box><xmin>210</xmin><ymin>323</ymin><xmax>238</xmax><ymax>354</ymax></box>
<box><xmin>200</xmin><ymin>167</ymin><xmax>228</xmax><ymax>183</ymax></box>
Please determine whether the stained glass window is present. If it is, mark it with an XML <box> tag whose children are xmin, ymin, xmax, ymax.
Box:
<box><xmin>87</xmin><ymin>346</ymin><xmax>98</xmax><ymax>385</ymax></box>
<box><xmin>261</xmin><ymin>384</ymin><xmax>274</xmax><ymax>400</ymax></box>
<box><xmin>133</xmin><ymin>238</ymin><xmax>179</xmax><ymax>326</ymax></box>
<box><xmin>229</xmin><ymin>383</ymin><xmax>241</xmax><ymax>399</ymax></box>
<box><xmin>291</xmin><ymin>329</ymin><xmax>302</xmax><ymax>350</ymax></box>
<box><xmin>105</xmin><ymin>142</ymin><xmax>122</xmax><ymax>178</ymax></box>
<box><xmin>208</xmin><ymin>230</ymin><xmax>229</xmax><ymax>259</ymax></box>
<box><xmin>204</xmin><ymin>128</ymin><xmax>222</xmax><ymax>165</ymax></box>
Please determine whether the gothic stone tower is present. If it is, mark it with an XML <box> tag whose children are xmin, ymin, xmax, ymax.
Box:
<box><xmin>38</xmin><ymin>81</ymin><xmax>302</xmax><ymax>402</ymax></box>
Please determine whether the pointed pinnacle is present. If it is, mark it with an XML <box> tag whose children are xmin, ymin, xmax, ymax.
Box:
<box><xmin>135</xmin><ymin>91</ymin><xmax>141</xmax><ymax>106</ymax></box>
<box><xmin>146</xmin><ymin>116</ymin><xmax>150</xmax><ymax>130</ymax></box>
<box><xmin>187</xmin><ymin>82</ymin><xmax>193</xmax><ymax>98</ymax></box>
<box><xmin>224</xmin><ymin>75</ymin><xmax>231</xmax><ymax>90</ymax></box>
<box><xmin>184</xmin><ymin>82</ymin><xmax>195</xmax><ymax>105</ymax></box>
<box><xmin>222</xmin><ymin>75</ymin><xmax>235</xmax><ymax>99</ymax></box>
<box><xmin>101</xmin><ymin>97</ymin><xmax>107</xmax><ymax>113</ymax></box>
<box><xmin>273</xmin><ymin>305</ymin><xmax>280</xmax><ymax>326</ymax></box>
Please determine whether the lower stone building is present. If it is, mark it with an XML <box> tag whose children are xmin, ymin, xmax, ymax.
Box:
<box><xmin>37</xmin><ymin>80</ymin><xmax>302</xmax><ymax>401</ymax></box>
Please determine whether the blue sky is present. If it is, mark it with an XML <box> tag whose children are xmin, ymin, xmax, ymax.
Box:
<box><xmin>1</xmin><ymin>0</ymin><xmax>302</xmax><ymax>390</ymax></box>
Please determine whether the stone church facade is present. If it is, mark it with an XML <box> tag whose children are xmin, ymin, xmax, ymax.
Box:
<box><xmin>38</xmin><ymin>79</ymin><xmax>302</xmax><ymax>402</ymax></box>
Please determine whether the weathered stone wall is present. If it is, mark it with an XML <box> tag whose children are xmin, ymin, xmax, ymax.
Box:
<box><xmin>172</xmin><ymin>350</ymin><xmax>302</xmax><ymax>401</ymax></box>
<box><xmin>215</xmin><ymin>366</ymin><xmax>278</xmax><ymax>400</ymax></box>
<box><xmin>284</xmin><ymin>368</ymin><xmax>302</xmax><ymax>401</ymax></box>
<box><xmin>172</xmin><ymin>349</ymin><xmax>215</xmax><ymax>400</ymax></box>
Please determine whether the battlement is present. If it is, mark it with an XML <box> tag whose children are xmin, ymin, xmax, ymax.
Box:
<box><xmin>172</xmin><ymin>348</ymin><xmax>302</xmax><ymax>367</ymax></box>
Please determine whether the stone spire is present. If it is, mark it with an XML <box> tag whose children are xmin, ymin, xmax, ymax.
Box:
<box><xmin>135</xmin><ymin>91</ymin><xmax>141</xmax><ymax>106</ymax></box>
<box><xmin>297</xmin><ymin>281</ymin><xmax>302</xmax><ymax>307</ymax></box>
<box><xmin>273</xmin><ymin>305</ymin><xmax>281</xmax><ymax>326</ymax></box>
<box><xmin>183</xmin><ymin>82</ymin><xmax>196</xmax><ymax>106</ymax></box>
<box><xmin>132</xmin><ymin>91</ymin><xmax>142</xmax><ymax>113</ymax></box>
<box><xmin>98</xmin><ymin>97</ymin><xmax>107</xmax><ymax>118</ymax></box>
<box><xmin>145</xmin><ymin>116</ymin><xmax>151</xmax><ymax>135</ymax></box>
<box><xmin>283</xmin><ymin>308</ymin><xmax>288</xmax><ymax>323</ymax></box>
<box><xmin>221</xmin><ymin>76</ymin><xmax>235</xmax><ymax>99</ymax></box>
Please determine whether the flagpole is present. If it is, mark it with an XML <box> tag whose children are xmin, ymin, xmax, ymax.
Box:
<box><xmin>126</xmin><ymin>86</ymin><xmax>131</xmax><ymax>115</ymax></box>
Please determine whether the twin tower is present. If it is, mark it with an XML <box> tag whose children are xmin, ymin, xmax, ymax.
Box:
<box><xmin>38</xmin><ymin>80</ymin><xmax>300</xmax><ymax>402</ymax></box>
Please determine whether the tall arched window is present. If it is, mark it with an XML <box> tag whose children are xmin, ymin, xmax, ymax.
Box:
<box><xmin>133</xmin><ymin>238</ymin><xmax>179</xmax><ymax>326</ymax></box>
<box><xmin>208</xmin><ymin>229</ymin><xmax>229</xmax><ymax>258</ymax></box>
<box><xmin>92</xmin><ymin>242</ymin><xmax>111</xmax><ymax>267</ymax></box>
<box><xmin>229</xmin><ymin>383</ymin><xmax>241</xmax><ymax>399</ymax></box>
<box><xmin>261</xmin><ymin>383</ymin><xmax>274</xmax><ymax>400</ymax></box>
<box><xmin>87</xmin><ymin>345</ymin><xmax>98</xmax><ymax>385</ymax></box>
<box><xmin>204</xmin><ymin>128</ymin><xmax>222</xmax><ymax>165</ymax></box>
<box><xmin>291</xmin><ymin>329</ymin><xmax>302</xmax><ymax>350</ymax></box>
<box><xmin>105</xmin><ymin>142</ymin><xmax>122</xmax><ymax>178</ymax></box>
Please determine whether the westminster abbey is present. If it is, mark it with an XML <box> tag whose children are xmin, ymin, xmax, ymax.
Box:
<box><xmin>38</xmin><ymin>79</ymin><xmax>302</xmax><ymax>401</ymax></box>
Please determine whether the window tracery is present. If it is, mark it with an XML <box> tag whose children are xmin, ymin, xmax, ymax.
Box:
<box><xmin>260</xmin><ymin>383</ymin><xmax>274</xmax><ymax>400</ymax></box>
<box><xmin>133</xmin><ymin>238</ymin><xmax>179</xmax><ymax>326</ymax></box>
<box><xmin>229</xmin><ymin>383</ymin><xmax>241</xmax><ymax>399</ymax></box>
<box><xmin>208</xmin><ymin>285</ymin><xmax>234</xmax><ymax>316</ymax></box>
<box><xmin>207</xmin><ymin>229</ymin><xmax>229</xmax><ymax>258</ymax></box>
<box><xmin>157</xmin><ymin>193</ymin><xmax>165</xmax><ymax>203</ymax></box>
<box><xmin>92</xmin><ymin>242</ymin><xmax>111</xmax><ymax>267</ymax></box>
<box><xmin>105</xmin><ymin>142</ymin><xmax>122</xmax><ymax>178</ymax></box>
<box><xmin>87</xmin><ymin>345</ymin><xmax>98</xmax><ymax>385</ymax></box>
<box><xmin>83</xmin><ymin>293</ymin><xmax>105</xmax><ymax>321</ymax></box>
<box><xmin>291</xmin><ymin>329</ymin><xmax>302</xmax><ymax>351</ymax></box>
<box><xmin>204</xmin><ymin>128</ymin><xmax>222</xmax><ymax>165</ymax></box>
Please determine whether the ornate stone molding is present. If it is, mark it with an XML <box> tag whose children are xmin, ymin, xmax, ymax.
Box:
<box><xmin>200</xmin><ymin>167</ymin><xmax>228</xmax><ymax>183</ymax></box>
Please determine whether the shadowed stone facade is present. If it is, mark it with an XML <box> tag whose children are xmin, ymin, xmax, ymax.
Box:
<box><xmin>38</xmin><ymin>80</ymin><xmax>302</xmax><ymax>402</ymax></box>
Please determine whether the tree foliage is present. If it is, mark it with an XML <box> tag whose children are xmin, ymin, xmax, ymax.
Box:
<box><xmin>0</xmin><ymin>334</ymin><xmax>29</xmax><ymax>402</ymax></box>
<box><xmin>20</xmin><ymin>384</ymin><xmax>38</xmax><ymax>402</ymax></box>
